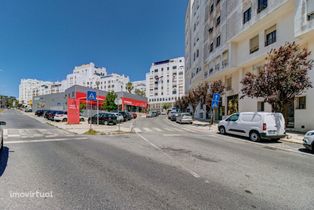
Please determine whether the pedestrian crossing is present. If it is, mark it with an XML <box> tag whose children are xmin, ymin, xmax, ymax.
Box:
<box><xmin>3</xmin><ymin>129</ymin><xmax>75</xmax><ymax>139</ymax></box>
<box><xmin>133</xmin><ymin>126</ymin><xmax>208</xmax><ymax>134</ymax></box>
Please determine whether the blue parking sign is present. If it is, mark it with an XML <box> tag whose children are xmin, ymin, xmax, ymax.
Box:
<box><xmin>211</xmin><ymin>93</ymin><xmax>220</xmax><ymax>108</ymax></box>
<box><xmin>87</xmin><ymin>91</ymin><xmax>97</xmax><ymax>101</ymax></box>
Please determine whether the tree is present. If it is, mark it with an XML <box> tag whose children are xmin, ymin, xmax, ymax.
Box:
<box><xmin>126</xmin><ymin>82</ymin><xmax>134</xmax><ymax>93</ymax></box>
<box><xmin>187</xmin><ymin>89</ymin><xmax>201</xmax><ymax>117</ymax></box>
<box><xmin>103</xmin><ymin>91</ymin><xmax>117</xmax><ymax>111</ymax></box>
<box><xmin>162</xmin><ymin>103</ymin><xmax>172</xmax><ymax>111</ymax></box>
<box><xmin>79</xmin><ymin>103</ymin><xmax>86</xmax><ymax>111</ymax></box>
<box><xmin>241</xmin><ymin>42</ymin><xmax>313</xmax><ymax>125</ymax></box>
<box><xmin>134</xmin><ymin>89</ymin><xmax>146</xmax><ymax>97</ymax></box>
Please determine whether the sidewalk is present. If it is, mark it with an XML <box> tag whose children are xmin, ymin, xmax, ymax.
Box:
<box><xmin>21</xmin><ymin>111</ymin><xmax>135</xmax><ymax>135</ymax></box>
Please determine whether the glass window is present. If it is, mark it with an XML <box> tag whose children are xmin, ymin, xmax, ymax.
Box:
<box><xmin>265</xmin><ymin>25</ymin><xmax>276</xmax><ymax>46</ymax></box>
<box><xmin>216</xmin><ymin>35</ymin><xmax>221</xmax><ymax>47</ymax></box>
<box><xmin>227</xmin><ymin>113</ymin><xmax>239</xmax><ymax>121</ymax></box>
<box><xmin>216</xmin><ymin>16</ymin><xmax>220</xmax><ymax>26</ymax></box>
<box><xmin>243</xmin><ymin>7</ymin><xmax>251</xmax><ymax>24</ymax></box>
<box><xmin>296</xmin><ymin>96</ymin><xmax>306</xmax><ymax>109</ymax></box>
<box><xmin>257</xmin><ymin>0</ymin><xmax>268</xmax><ymax>13</ymax></box>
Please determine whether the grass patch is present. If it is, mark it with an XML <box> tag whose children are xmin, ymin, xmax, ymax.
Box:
<box><xmin>84</xmin><ymin>129</ymin><xmax>98</xmax><ymax>135</ymax></box>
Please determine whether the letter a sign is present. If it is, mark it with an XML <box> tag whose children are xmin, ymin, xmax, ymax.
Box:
<box><xmin>87</xmin><ymin>91</ymin><xmax>97</xmax><ymax>101</ymax></box>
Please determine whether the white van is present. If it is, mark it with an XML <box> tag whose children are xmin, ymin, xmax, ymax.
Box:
<box><xmin>218</xmin><ymin>112</ymin><xmax>286</xmax><ymax>142</ymax></box>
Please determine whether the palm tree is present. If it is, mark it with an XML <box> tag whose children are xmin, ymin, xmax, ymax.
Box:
<box><xmin>126</xmin><ymin>82</ymin><xmax>134</xmax><ymax>93</ymax></box>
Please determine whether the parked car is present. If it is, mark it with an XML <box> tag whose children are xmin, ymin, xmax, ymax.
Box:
<box><xmin>88</xmin><ymin>113</ymin><xmax>117</xmax><ymax>125</ymax></box>
<box><xmin>118</xmin><ymin>111</ymin><xmax>129</xmax><ymax>122</ymax></box>
<box><xmin>146</xmin><ymin>111</ymin><xmax>157</xmax><ymax>118</ymax></box>
<box><xmin>218</xmin><ymin>112</ymin><xmax>286</xmax><ymax>142</ymax></box>
<box><xmin>25</xmin><ymin>108</ymin><xmax>32</xmax><ymax>112</ymax></box>
<box><xmin>53</xmin><ymin>112</ymin><xmax>85</xmax><ymax>122</ymax></box>
<box><xmin>44</xmin><ymin>110</ymin><xmax>54</xmax><ymax>119</ymax></box>
<box><xmin>0</xmin><ymin>121</ymin><xmax>6</xmax><ymax>152</ymax></box>
<box><xmin>170</xmin><ymin>112</ymin><xmax>180</xmax><ymax>121</ymax></box>
<box><xmin>112</xmin><ymin>112</ymin><xmax>124</xmax><ymax>123</ymax></box>
<box><xmin>125</xmin><ymin>112</ymin><xmax>133</xmax><ymax>120</ymax></box>
<box><xmin>303</xmin><ymin>130</ymin><xmax>314</xmax><ymax>152</ymax></box>
<box><xmin>168</xmin><ymin>111</ymin><xmax>176</xmax><ymax>119</ymax></box>
<box><xmin>47</xmin><ymin>111</ymin><xmax>65</xmax><ymax>121</ymax></box>
<box><xmin>131</xmin><ymin>112</ymin><xmax>137</xmax><ymax>119</ymax></box>
<box><xmin>35</xmin><ymin>110</ymin><xmax>46</xmax><ymax>117</ymax></box>
<box><xmin>176</xmin><ymin>113</ymin><xmax>193</xmax><ymax>124</ymax></box>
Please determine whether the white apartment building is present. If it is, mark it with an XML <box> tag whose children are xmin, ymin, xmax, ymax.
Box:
<box><xmin>132</xmin><ymin>80</ymin><xmax>146</xmax><ymax>94</ymax></box>
<box><xmin>185</xmin><ymin>0</ymin><xmax>314</xmax><ymax>131</ymax></box>
<box><xmin>19</xmin><ymin>79</ymin><xmax>63</xmax><ymax>105</ymax></box>
<box><xmin>19</xmin><ymin>62</ymin><xmax>130</xmax><ymax>105</ymax></box>
<box><xmin>146</xmin><ymin>57</ymin><xmax>185</xmax><ymax>111</ymax></box>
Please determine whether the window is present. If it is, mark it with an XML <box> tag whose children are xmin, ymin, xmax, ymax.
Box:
<box><xmin>210</xmin><ymin>4</ymin><xmax>214</xmax><ymax>14</ymax></box>
<box><xmin>173</xmin><ymin>66</ymin><xmax>177</xmax><ymax>70</ymax></box>
<box><xmin>216</xmin><ymin>35</ymin><xmax>221</xmax><ymax>47</ymax></box>
<box><xmin>257</xmin><ymin>0</ymin><xmax>268</xmax><ymax>13</ymax></box>
<box><xmin>227</xmin><ymin>113</ymin><xmax>239</xmax><ymax>122</ymax></box>
<box><xmin>243</xmin><ymin>8</ymin><xmax>251</xmax><ymax>24</ymax></box>
<box><xmin>216</xmin><ymin>0</ymin><xmax>220</xmax><ymax>5</ymax></box>
<box><xmin>226</xmin><ymin>77</ymin><xmax>232</xmax><ymax>90</ymax></box>
<box><xmin>265</xmin><ymin>25</ymin><xmax>276</xmax><ymax>46</ymax></box>
<box><xmin>250</xmin><ymin>35</ymin><xmax>259</xmax><ymax>54</ymax></box>
<box><xmin>257</xmin><ymin>102</ymin><xmax>265</xmax><ymax>111</ymax></box>
<box><xmin>196</xmin><ymin>49</ymin><xmax>199</xmax><ymax>57</ymax></box>
<box><xmin>216</xmin><ymin>16</ymin><xmax>220</xmax><ymax>26</ymax></box>
<box><xmin>296</xmin><ymin>96</ymin><xmax>306</xmax><ymax>109</ymax></box>
<box><xmin>210</xmin><ymin>42</ymin><xmax>214</xmax><ymax>52</ymax></box>
<box><xmin>208</xmin><ymin>27</ymin><xmax>213</xmax><ymax>34</ymax></box>
<box><xmin>307</xmin><ymin>0</ymin><xmax>314</xmax><ymax>20</ymax></box>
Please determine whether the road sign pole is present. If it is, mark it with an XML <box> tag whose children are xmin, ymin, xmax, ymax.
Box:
<box><xmin>97</xmin><ymin>99</ymin><xmax>99</xmax><ymax>126</ymax></box>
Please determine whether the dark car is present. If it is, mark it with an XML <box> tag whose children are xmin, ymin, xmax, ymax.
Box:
<box><xmin>170</xmin><ymin>112</ymin><xmax>180</xmax><ymax>121</ymax></box>
<box><xmin>119</xmin><ymin>111</ymin><xmax>132</xmax><ymax>121</ymax></box>
<box><xmin>44</xmin><ymin>110</ymin><xmax>54</xmax><ymax>119</ymax></box>
<box><xmin>35</xmin><ymin>110</ymin><xmax>47</xmax><ymax>117</ymax></box>
<box><xmin>88</xmin><ymin>113</ymin><xmax>117</xmax><ymax>125</ymax></box>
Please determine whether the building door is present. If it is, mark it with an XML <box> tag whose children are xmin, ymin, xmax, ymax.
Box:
<box><xmin>227</xmin><ymin>95</ymin><xmax>239</xmax><ymax>115</ymax></box>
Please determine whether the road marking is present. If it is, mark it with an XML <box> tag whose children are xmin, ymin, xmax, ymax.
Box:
<box><xmin>135</xmin><ymin>132</ymin><xmax>201</xmax><ymax>178</ymax></box>
<box><xmin>143</xmin><ymin>127</ymin><xmax>152</xmax><ymax>132</ymax></box>
<box><xmin>8</xmin><ymin>134</ymin><xmax>20</xmax><ymax>138</ymax></box>
<box><xmin>133</xmin><ymin>128</ymin><xmax>142</xmax><ymax>133</ymax></box>
<box><xmin>3</xmin><ymin>129</ymin><xmax>8</xmax><ymax>136</ymax></box>
<box><xmin>163</xmin><ymin>134</ymin><xmax>182</xmax><ymax>137</ymax></box>
<box><xmin>5</xmin><ymin>137</ymin><xmax>87</xmax><ymax>144</ymax></box>
<box><xmin>153</xmin><ymin>128</ymin><xmax>162</xmax><ymax>132</ymax></box>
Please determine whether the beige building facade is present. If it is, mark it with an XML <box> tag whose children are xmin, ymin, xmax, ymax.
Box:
<box><xmin>185</xmin><ymin>0</ymin><xmax>314</xmax><ymax>131</ymax></box>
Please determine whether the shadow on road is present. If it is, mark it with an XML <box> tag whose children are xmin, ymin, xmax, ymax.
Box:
<box><xmin>222</xmin><ymin>133</ymin><xmax>282</xmax><ymax>144</ymax></box>
<box><xmin>0</xmin><ymin>147</ymin><xmax>9</xmax><ymax>176</ymax></box>
<box><xmin>298</xmin><ymin>148</ymin><xmax>314</xmax><ymax>155</ymax></box>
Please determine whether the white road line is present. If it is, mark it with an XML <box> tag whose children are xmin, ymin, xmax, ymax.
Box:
<box><xmin>133</xmin><ymin>128</ymin><xmax>142</xmax><ymax>133</ymax></box>
<box><xmin>163</xmin><ymin>134</ymin><xmax>182</xmax><ymax>137</ymax></box>
<box><xmin>143</xmin><ymin>127</ymin><xmax>152</xmax><ymax>132</ymax></box>
<box><xmin>7</xmin><ymin>134</ymin><xmax>20</xmax><ymax>138</ymax></box>
<box><xmin>5</xmin><ymin>137</ymin><xmax>87</xmax><ymax>144</ymax></box>
<box><xmin>153</xmin><ymin>128</ymin><xmax>162</xmax><ymax>132</ymax></box>
<box><xmin>135</xmin><ymin>132</ymin><xmax>201</xmax><ymax>178</ymax></box>
<box><xmin>3</xmin><ymin>129</ymin><xmax>8</xmax><ymax>136</ymax></box>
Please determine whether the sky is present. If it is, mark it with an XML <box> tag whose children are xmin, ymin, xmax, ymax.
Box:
<box><xmin>0</xmin><ymin>0</ymin><xmax>188</xmax><ymax>97</ymax></box>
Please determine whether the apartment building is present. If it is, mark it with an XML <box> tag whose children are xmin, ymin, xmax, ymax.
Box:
<box><xmin>146</xmin><ymin>57</ymin><xmax>185</xmax><ymax>111</ymax></box>
<box><xmin>19</xmin><ymin>63</ymin><xmax>130</xmax><ymax>106</ymax></box>
<box><xmin>132</xmin><ymin>80</ymin><xmax>146</xmax><ymax>94</ymax></box>
<box><xmin>185</xmin><ymin>0</ymin><xmax>314</xmax><ymax>131</ymax></box>
<box><xmin>19</xmin><ymin>79</ymin><xmax>63</xmax><ymax>105</ymax></box>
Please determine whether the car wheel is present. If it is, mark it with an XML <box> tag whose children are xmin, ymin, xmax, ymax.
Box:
<box><xmin>80</xmin><ymin>118</ymin><xmax>85</xmax><ymax>122</ymax></box>
<box><xmin>219</xmin><ymin>126</ymin><xmax>226</xmax><ymax>135</ymax></box>
<box><xmin>62</xmin><ymin>118</ymin><xmax>67</xmax><ymax>122</ymax></box>
<box><xmin>312</xmin><ymin>143</ymin><xmax>314</xmax><ymax>154</ymax></box>
<box><xmin>249</xmin><ymin>131</ymin><xmax>260</xmax><ymax>142</ymax></box>
<box><xmin>0</xmin><ymin>137</ymin><xmax>3</xmax><ymax>152</ymax></box>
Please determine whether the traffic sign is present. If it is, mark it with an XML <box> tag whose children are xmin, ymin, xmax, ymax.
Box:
<box><xmin>211</xmin><ymin>93</ymin><xmax>220</xmax><ymax>109</ymax></box>
<box><xmin>87</xmin><ymin>91</ymin><xmax>97</xmax><ymax>101</ymax></box>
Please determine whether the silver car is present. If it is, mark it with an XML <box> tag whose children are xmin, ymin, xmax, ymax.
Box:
<box><xmin>176</xmin><ymin>113</ymin><xmax>193</xmax><ymax>124</ymax></box>
<box><xmin>0</xmin><ymin>121</ymin><xmax>6</xmax><ymax>151</ymax></box>
<box><xmin>303</xmin><ymin>130</ymin><xmax>314</xmax><ymax>152</ymax></box>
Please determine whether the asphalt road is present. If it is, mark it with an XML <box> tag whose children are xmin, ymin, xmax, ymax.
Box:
<box><xmin>0</xmin><ymin>110</ymin><xmax>313</xmax><ymax>209</ymax></box>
